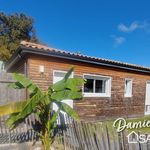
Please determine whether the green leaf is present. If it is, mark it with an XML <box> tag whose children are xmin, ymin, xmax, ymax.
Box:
<box><xmin>13</xmin><ymin>73</ymin><xmax>32</xmax><ymax>87</ymax></box>
<box><xmin>12</xmin><ymin>73</ymin><xmax>40</xmax><ymax>93</ymax></box>
<box><xmin>47</xmin><ymin>109</ymin><xmax>60</xmax><ymax>132</ymax></box>
<box><xmin>0</xmin><ymin>100</ymin><xmax>28</xmax><ymax>116</ymax></box>
<box><xmin>18</xmin><ymin>91</ymin><xmax>43</xmax><ymax>119</ymax></box>
<box><xmin>7</xmin><ymin>91</ymin><xmax>44</xmax><ymax>128</ymax></box>
<box><xmin>42</xmin><ymin>94</ymin><xmax>51</xmax><ymax>105</ymax></box>
<box><xmin>6</xmin><ymin>113</ymin><xmax>20</xmax><ymax>129</ymax></box>
<box><xmin>51</xmin><ymin>79</ymin><xmax>66</xmax><ymax>92</ymax></box>
<box><xmin>50</xmin><ymin>110</ymin><xmax>60</xmax><ymax>124</ymax></box>
<box><xmin>64</xmin><ymin>67</ymin><xmax>74</xmax><ymax>81</ymax></box>
<box><xmin>51</xmin><ymin>90</ymin><xmax>83</xmax><ymax>101</ymax></box>
<box><xmin>58</xmin><ymin>102</ymin><xmax>79</xmax><ymax>121</ymax></box>
<box><xmin>66</xmin><ymin>78</ymin><xmax>86</xmax><ymax>91</ymax></box>
<box><xmin>8</xmin><ymin>82</ymin><xmax>24</xmax><ymax>89</ymax></box>
<box><xmin>51</xmin><ymin>67</ymin><xmax>74</xmax><ymax>92</ymax></box>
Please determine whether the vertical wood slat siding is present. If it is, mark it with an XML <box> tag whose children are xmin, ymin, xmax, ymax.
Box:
<box><xmin>27</xmin><ymin>54</ymin><xmax>150</xmax><ymax>121</ymax></box>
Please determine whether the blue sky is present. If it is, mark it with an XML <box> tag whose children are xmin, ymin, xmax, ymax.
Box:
<box><xmin>1</xmin><ymin>0</ymin><xmax>150</xmax><ymax>67</ymax></box>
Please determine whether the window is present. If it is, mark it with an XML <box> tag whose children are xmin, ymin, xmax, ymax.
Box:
<box><xmin>53</xmin><ymin>70</ymin><xmax>73</xmax><ymax>83</ymax></box>
<box><xmin>124</xmin><ymin>79</ymin><xmax>132</xmax><ymax>97</ymax></box>
<box><xmin>83</xmin><ymin>74</ymin><xmax>111</xmax><ymax>97</ymax></box>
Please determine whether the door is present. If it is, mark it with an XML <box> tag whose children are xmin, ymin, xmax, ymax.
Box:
<box><xmin>53</xmin><ymin>70</ymin><xmax>73</xmax><ymax>123</ymax></box>
<box><xmin>145</xmin><ymin>82</ymin><xmax>150</xmax><ymax>115</ymax></box>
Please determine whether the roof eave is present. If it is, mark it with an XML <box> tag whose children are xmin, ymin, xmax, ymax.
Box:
<box><xmin>16</xmin><ymin>46</ymin><xmax>150</xmax><ymax>74</ymax></box>
<box><xmin>5</xmin><ymin>47</ymin><xmax>23</xmax><ymax>71</ymax></box>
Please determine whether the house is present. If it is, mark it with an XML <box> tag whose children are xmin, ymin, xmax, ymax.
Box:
<box><xmin>5</xmin><ymin>41</ymin><xmax>150</xmax><ymax>121</ymax></box>
<box><xmin>127</xmin><ymin>131</ymin><xmax>139</xmax><ymax>143</ymax></box>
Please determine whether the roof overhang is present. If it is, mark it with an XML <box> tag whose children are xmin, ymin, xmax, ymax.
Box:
<box><xmin>5</xmin><ymin>46</ymin><xmax>150</xmax><ymax>75</ymax></box>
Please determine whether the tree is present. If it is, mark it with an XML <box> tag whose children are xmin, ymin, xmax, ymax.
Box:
<box><xmin>0</xmin><ymin>68</ymin><xmax>85</xmax><ymax>150</ymax></box>
<box><xmin>0</xmin><ymin>12</ymin><xmax>39</xmax><ymax>61</ymax></box>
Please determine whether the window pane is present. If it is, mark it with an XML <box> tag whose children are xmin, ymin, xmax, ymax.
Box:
<box><xmin>54</xmin><ymin>72</ymin><xmax>66</xmax><ymax>83</ymax></box>
<box><xmin>54</xmin><ymin>72</ymin><xmax>66</xmax><ymax>78</ymax></box>
<box><xmin>84</xmin><ymin>79</ymin><xmax>94</xmax><ymax>93</ymax></box>
<box><xmin>95</xmin><ymin>80</ymin><xmax>106</xmax><ymax>93</ymax></box>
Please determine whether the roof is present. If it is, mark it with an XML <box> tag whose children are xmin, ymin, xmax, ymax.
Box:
<box><xmin>5</xmin><ymin>41</ymin><xmax>150</xmax><ymax>74</ymax></box>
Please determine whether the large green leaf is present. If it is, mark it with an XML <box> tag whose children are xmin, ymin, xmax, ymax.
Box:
<box><xmin>51</xmin><ymin>79</ymin><xmax>66</xmax><ymax>92</ymax></box>
<box><xmin>0</xmin><ymin>100</ymin><xmax>28</xmax><ymax>116</ymax></box>
<box><xmin>66</xmin><ymin>78</ymin><xmax>86</xmax><ymax>91</ymax></box>
<box><xmin>42</xmin><ymin>94</ymin><xmax>51</xmax><ymax>105</ymax></box>
<box><xmin>11</xmin><ymin>73</ymin><xmax>40</xmax><ymax>93</ymax></box>
<box><xmin>51</xmin><ymin>90</ymin><xmax>83</xmax><ymax>101</ymax></box>
<box><xmin>51</xmin><ymin>67</ymin><xmax>74</xmax><ymax>92</ymax></box>
<box><xmin>8</xmin><ymin>82</ymin><xmax>24</xmax><ymax>89</ymax></box>
<box><xmin>6</xmin><ymin>91</ymin><xmax>44</xmax><ymax>128</ymax></box>
<box><xmin>6</xmin><ymin>113</ymin><xmax>21</xmax><ymax>129</ymax></box>
<box><xmin>58</xmin><ymin>102</ymin><xmax>79</xmax><ymax>121</ymax></box>
<box><xmin>18</xmin><ymin>91</ymin><xmax>43</xmax><ymax>119</ymax></box>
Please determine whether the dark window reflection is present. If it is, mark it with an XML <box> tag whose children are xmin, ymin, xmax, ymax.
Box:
<box><xmin>84</xmin><ymin>79</ymin><xmax>94</xmax><ymax>93</ymax></box>
<box><xmin>95</xmin><ymin>80</ymin><xmax>106</xmax><ymax>93</ymax></box>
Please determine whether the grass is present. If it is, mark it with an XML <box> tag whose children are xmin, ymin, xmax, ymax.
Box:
<box><xmin>103</xmin><ymin>115</ymin><xmax>150</xmax><ymax>134</ymax></box>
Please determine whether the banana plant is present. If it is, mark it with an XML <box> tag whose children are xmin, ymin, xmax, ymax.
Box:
<box><xmin>0</xmin><ymin>67</ymin><xmax>85</xmax><ymax>150</ymax></box>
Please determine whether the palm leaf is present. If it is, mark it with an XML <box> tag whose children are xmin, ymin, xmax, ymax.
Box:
<box><xmin>0</xmin><ymin>100</ymin><xmax>28</xmax><ymax>116</ymax></box>
<box><xmin>11</xmin><ymin>73</ymin><xmax>40</xmax><ymax>93</ymax></box>
<box><xmin>6</xmin><ymin>91</ymin><xmax>44</xmax><ymax>128</ymax></box>
<box><xmin>17</xmin><ymin>91</ymin><xmax>43</xmax><ymax>119</ymax></box>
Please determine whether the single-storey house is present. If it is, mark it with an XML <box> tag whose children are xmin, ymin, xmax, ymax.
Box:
<box><xmin>5</xmin><ymin>41</ymin><xmax>150</xmax><ymax>121</ymax></box>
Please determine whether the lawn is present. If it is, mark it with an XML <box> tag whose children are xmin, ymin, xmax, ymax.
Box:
<box><xmin>103</xmin><ymin>115</ymin><xmax>150</xmax><ymax>134</ymax></box>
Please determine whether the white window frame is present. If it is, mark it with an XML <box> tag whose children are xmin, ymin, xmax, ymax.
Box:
<box><xmin>83</xmin><ymin>74</ymin><xmax>111</xmax><ymax>97</ymax></box>
<box><xmin>124</xmin><ymin>78</ymin><xmax>133</xmax><ymax>97</ymax></box>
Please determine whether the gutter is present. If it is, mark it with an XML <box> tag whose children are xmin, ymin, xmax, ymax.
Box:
<box><xmin>22</xmin><ymin>47</ymin><xmax>150</xmax><ymax>74</ymax></box>
<box><xmin>5</xmin><ymin>46</ymin><xmax>150</xmax><ymax>74</ymax></box>
<box><xmin>5</xmin><ymin>54</ymin><xmax>21</xmax><ymax>71</ymax></box>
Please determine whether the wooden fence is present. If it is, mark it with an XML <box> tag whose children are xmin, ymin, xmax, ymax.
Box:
<box><xmin>0</xmin><ymin>115</ymin><xmax>38</xmax><ymax>144</ymax></box>
<box><xmin>0</xmin><ymin>72</ymin><xmax>34</xmax><ymax>145</ymax></box>
<box><xmin>1</xmin><ymin>114</ymin><xmax>150</xmax><ymax>150</ymax></box>
<box><xmin>56</xmin><ymin>117</ymin><xmax>150</xmax><ymax>150</ymax></box>
<box><xmin>0</xmin><ymin>71</ymin><xmax>26</xmax><ymax>105</ymax></box>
